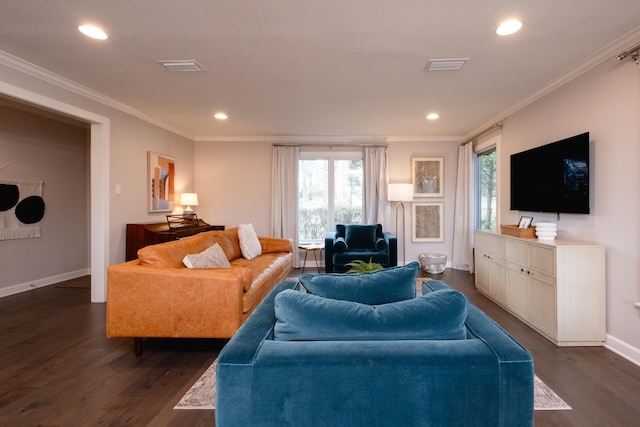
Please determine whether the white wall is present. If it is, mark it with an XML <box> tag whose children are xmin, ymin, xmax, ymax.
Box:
<box><xmin>492</xmin><ymin>57</ymin><xmax>640</xmax><ymax>361</ymax></box>
<box><xmin>194</xmin><ymin>141</ymin><xmax>273</xmax><ymax>235</ymax></box>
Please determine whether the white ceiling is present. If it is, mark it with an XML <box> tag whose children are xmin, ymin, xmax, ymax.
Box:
<box><xmin>1</xmin><ymin>1</ymin><xmax>639</xmax><ymax>140</ymax></box>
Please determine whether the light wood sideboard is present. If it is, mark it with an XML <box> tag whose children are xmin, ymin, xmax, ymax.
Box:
<box><xmin>474</xmin><ymin>229</ymin><xmax>606</xmax><ymax>346</ymax></box>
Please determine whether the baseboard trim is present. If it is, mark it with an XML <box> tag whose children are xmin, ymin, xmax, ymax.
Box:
<box><xmin>0</xmin><ymin>269</ymin><xmax>90</xmax><ymax>299</ymax></box>
<box><xmin>604</xmin><ymin>334</ymin><xmax>640</xmax><ymax>368</ymax></box>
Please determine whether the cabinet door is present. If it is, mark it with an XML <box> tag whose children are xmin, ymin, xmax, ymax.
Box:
<box><xmin>475</xmin><ymin>254</ymin><xmax>491</xmax><ymax>293</ymax></box>
<box><xmin>506</xmin><ymin>266</ymin><xmax>529</xmax><ymax>319</ymax></box>
<box><xmin>529</xmin><ymin>278</ymin><xmax>557</xmax><ymax>338</ymax></box>
<box><xmin>490</xmin><ymin>258</ymin><xmax>507</xmax><ymax>304</ymax></box>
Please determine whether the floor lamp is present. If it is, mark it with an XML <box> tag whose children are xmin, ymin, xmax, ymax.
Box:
<box><xmin>387</xmin><ymin>183</ymin><xmax>413</xmax><ymax>265</ymax></box>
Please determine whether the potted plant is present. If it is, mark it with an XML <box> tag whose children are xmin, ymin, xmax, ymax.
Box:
<box><xmin>345</xmin><ymin>258</ymin><xmax>383</xmax><ymax>274</ymax></box>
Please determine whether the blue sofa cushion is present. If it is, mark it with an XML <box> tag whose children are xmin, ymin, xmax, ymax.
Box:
<box><xmin>299</xmin><ymin>262</ymin><xmax>419</xmax><ymax>304</ymax></box>
<box><xmin>345</xmin><ymin>224</ymin><xmax>377</xmax><ymax>249</ymax></box>
<box><xmin>273</xmin><ymin>288</ymin><xmax>468</xmax><ymax>341</ymax></box>
<box><xmin>333</xmin><ymin>236</ymin><xmax>348</xmax><ymax>253</ymax></box>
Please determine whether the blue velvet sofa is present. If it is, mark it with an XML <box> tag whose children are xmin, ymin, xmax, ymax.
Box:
<box><xmin>216</xmin><ymin>269</ymin><xmax>534</xmax><ymax>427</ymax></box>
<box><xmin>324</xmin><ymin>223</ymin><xmax>397</xmax><ymax>272</ymax></box>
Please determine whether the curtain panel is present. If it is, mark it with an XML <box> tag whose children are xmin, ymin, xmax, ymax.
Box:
<box><xmin>363</xmin><ymin>146</ymin><xmax>388</xmax><ymax>225</ymax></box>
<box><xmin>271</xmin><ymin>145</ymin><xmax>300</xmax><ymax>267</ymax></box>
<box><xmin>451</xmin><ymin>142</ymin><xmax>474</xmax><ymax>272</ymax></box>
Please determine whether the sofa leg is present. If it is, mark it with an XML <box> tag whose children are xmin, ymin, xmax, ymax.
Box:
<box><xmin>134</xmin><ymin>338</ymin><xmax>142</xmax><ymax>357</ymax></box>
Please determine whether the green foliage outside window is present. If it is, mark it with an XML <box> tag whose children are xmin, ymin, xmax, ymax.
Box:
<box><xmin>478</xmin><ymin>149</ymin><xmax>497</xmax><ymax>230</ymax></box>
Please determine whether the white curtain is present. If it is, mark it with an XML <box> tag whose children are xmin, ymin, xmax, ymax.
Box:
<box><xmin>363</xmin><ymin>146</ymin><xmax>388</xmax><ymax>224</ymax></box>
<box><xmin>271</xmin><ymin>145</ymin><xmax>301</xmax><ymax>267</ymax></box>
<box><xmin>451</xmin><ymin>141</ymin><xmax>475</xmax><ymax>273</ymax></box>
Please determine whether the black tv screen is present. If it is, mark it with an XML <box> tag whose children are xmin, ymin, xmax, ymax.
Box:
<box><xmin>510</xmin><ymin>132</ymin><xmax>590</xmax><ymax>214</ymax></box>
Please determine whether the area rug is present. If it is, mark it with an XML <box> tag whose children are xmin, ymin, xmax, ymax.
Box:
<box><xmin>174</xmin><ymin>359</ymin><xmax>571</xmax><ymax>411</ymax></box>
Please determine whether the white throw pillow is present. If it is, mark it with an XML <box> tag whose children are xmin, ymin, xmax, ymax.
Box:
<box><xmin>238</xmin><ymin>223</ymin><xmax>262</xmax><ymax>260</ymax></box>
<box><xmin>183</xmin><ymin>243</ymin><xmax>231</xmax><ymax>268</ymax></box>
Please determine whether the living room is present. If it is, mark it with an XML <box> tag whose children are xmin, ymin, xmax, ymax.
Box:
<box><xmin>1</xmin><ymin>1</ymin><xmax>640</xmax><ymax>425</ymax></box>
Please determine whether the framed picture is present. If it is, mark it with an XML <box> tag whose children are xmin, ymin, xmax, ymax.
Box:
<box><xmin>411</xmin><ymin>157</ymin><xmax>444</xmax><ymax>197</ymax></box>
<box><xmin>518</xmin><ymin>216</ymin><xmax>533</xmax><ymax>228</ymax></box>
<box><xmin>412</xmin><ymin>202</ymin><xmax>444</xmax><ymax>242</ymax></box>
<box><xmin>147</xmin><ymin>151</ymin><xmax>175</xmax><ymax>213</ymax></box>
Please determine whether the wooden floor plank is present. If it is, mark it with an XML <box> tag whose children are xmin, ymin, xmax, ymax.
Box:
<box><xmin>0</xmin><ymin>269</ymin><xmax>639</xmax><ymax>426</ymax></box>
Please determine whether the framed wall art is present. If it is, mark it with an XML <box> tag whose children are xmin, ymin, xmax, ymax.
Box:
<box><xmin>411</xmin><ymin>156</ymin><xmax>444</xmax><ymax>197</ymax></box>
<box><xmin>412</xmin><ymin>202</ymin><xmax>444</xmax><ymax>242</ymax></box>
<box><xmin>147</xmin><ymin>151</ymin><xmax>175</xmax><ymax>213</ymax></box>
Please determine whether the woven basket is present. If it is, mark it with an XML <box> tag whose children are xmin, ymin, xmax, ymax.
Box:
<box><xmin>500</xmin><ymin>224</ymin><xmax>537</xmax><ymax>238</ymax></box>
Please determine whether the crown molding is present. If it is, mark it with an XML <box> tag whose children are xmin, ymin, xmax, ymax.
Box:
<box><xmin>0</xmin><ymin>49</ymin><xmax>194</xmax><ymax>140</ymax></box>
<box><xmin>195</xmin><ymin>135</ymin><xmax>463</xmax><ymax>143</ymax></box>
<box><xmin>194</xmin><ymin>135</ymin><xmax>388</xmax><ymax>143</ymax></box>
<box><xmin>385</xmin><ymin>136</ymin><xmax>463</xmax><ymax>143</ymax></box>
<box><xmin>465</xmin><ymin>25</ymin><xmax>640</xmax><ymax>141</ymax></box>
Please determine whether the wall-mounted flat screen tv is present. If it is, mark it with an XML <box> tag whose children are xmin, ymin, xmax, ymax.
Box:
<box><xmin>510</xmin><ymin>132</ymin><xmax>590</xmax><ymax>214</ymax></box>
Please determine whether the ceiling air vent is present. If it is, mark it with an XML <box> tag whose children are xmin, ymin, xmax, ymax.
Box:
<box><xmin>424</xmin><ymin>58</ymin><xmax>469</xmax><ymax>71</ymax></box>
<box><xmin>157</xmin><ymin>60</ymin><xmax>204</xmax><ymax>72</ymax></box>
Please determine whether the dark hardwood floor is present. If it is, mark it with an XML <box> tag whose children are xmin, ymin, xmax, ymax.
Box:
<box><xmin>1</xmin><ymin>269</ymin><xmax>639</xmax><ymax>426</ymax></box>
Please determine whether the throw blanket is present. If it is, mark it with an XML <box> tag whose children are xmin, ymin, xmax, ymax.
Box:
<box><xmin>0</xmin><ymin>180</ymin><xmax>45</xmax><ymax>240</ymax></box>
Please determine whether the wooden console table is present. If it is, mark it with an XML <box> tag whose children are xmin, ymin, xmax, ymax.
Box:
<box><xmin>126</xmin><ymin>220</ymin><xmax>224</xmax><ymax>261</ymax></box>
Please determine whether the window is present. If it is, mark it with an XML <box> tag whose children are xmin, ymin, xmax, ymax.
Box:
<box><xmin>476</xmin><ymin>147</ymin><xmax>497</xmax><ymax>230</ymax></box>
<box><xmin>298</xmin><ymin>152</ymin><xmax>363</xmax><ymax>242</ymax></box>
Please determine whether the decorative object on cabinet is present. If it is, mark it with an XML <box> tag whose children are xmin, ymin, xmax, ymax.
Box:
<box><xmin>518</xmin><ymin>216</ymin><xmax>533</xmax><ymax>228</ymax></box>
<box><xmin>500</xmin><ymin>224</ymin><xmax>537</xmax><ymax>238</ymax></box>
<box><xmin>535</xmin><ymin>222</ymin><xmax>558</xmax><ymax>241</ymax></box>
<box><xmin>412</xmin><ymin>202</ymin><xmax>444</xmax><ymax>242</ymax></box>
<box><xmin>125</xmin><ymin>220</ymin><xmax>224</xmax><ymax>261</ymax></box>
<box><xmin>147</xmin><ymin>151</ymin><xmax>175</xmax><ymax>212</ymax></box>
<box><xmin>388</xmin><ymin>183</ymin><xmax>413</xmax><ymax>264</ymax></box>
<box><xmin>411</xmin><ymin>156</ymin><xmax>443</xmax><ymax>197</ymax></box>
<box><xmin>474</xmin><ymin>229</ymin><xmax>605</xmax><ymax>346</ymax></box>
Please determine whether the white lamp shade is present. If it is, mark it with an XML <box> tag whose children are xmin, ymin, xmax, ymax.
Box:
<box><xmin>179</xmin><ymin>193</ymin><xmax>199</xmax><ymax>206</ymax></box>
<box><xmin>388</xmin><ymin>183</ymin><xmax>413</xmax><ymax>202</ymax></box>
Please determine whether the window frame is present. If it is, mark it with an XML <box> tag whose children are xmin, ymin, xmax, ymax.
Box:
<box><xmin>298</xmin><ymin>150</ymin><xmax>363</xmax><ymax>244</ymax></box>
<box><xmin>474</xmin><ymin>136</ymin><xmax>500</xmax><ymax>231</ymax></box>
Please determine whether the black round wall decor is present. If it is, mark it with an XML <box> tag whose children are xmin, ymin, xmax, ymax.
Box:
<box><xmin>0</xmin><ymin>183</ymin><xmax>20</xmax><ymax>211</ymax></box>
<box><xmin>15</xmin><ymin>195</ymin><xmax>46</xmax><ymax>224</ymax></box>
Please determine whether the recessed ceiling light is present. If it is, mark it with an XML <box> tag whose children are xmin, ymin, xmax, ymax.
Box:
<box><xmin>78</xmin><ymin>24</ymin><xmax>108</xmax><ymax>40</ymax></box>
<box><xmin>496</xmin><ymin>19</ymin><xmax>523</xmax><ymax>36</ymax></box>
<box><xmin>214</xmin><ymin>113</ymin><xmax>228</xmax><ymax>120</ymax></box>
<box><xmin>426</xmin><ymin>113</ymin><xmax>440</xmax><ymax>120</ymax></box>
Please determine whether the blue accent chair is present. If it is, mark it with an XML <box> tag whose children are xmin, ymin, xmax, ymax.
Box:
<box><xmin>216</xmin><ymin>277</ymin><xmax>534</xmax><ymax>427</ymax></box>
<box><xmin>324</xmin><ymin>223</ymin><xmax>397</xmax><ymax>272</ymax></box>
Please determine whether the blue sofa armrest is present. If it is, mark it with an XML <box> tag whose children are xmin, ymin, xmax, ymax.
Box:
<box><xmin>382</xmin><ymin>231</ymin><xmax>398</xmax><ymax>266</ymax></box>
<box><xmin>424</xmin><ymin>280</ymin><xmax>534</xmax><ymax>426</ymax></box>
<box><xmin>324</xmin><ymin>231</ymin><xmax>337</xmax><ymax>272</ymax></box>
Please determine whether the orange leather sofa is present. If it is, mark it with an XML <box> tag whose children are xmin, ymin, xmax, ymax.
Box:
<box><xmin>106</xmin><ymin>227</ymin><xmax>293</xmax><ymax>355</ymax></box>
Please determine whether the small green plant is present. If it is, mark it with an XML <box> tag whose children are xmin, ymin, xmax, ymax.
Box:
<box><xmin>345</xmin><ymin>258</ymin><xmax>383</xmax><ymax>274</ymax></box>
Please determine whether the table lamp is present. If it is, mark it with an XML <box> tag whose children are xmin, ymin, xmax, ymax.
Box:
<box><xmin>180</xmin><ymin>193</ymin><xmax>199</xmax><ymax>215</ymax></box>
